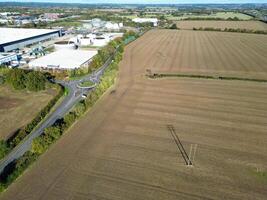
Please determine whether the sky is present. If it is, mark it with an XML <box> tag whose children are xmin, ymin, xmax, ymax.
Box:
<box><xmin>0</xmin><ymin>0</ymin><xmax>266</xmax><ymax>3</ymax></box>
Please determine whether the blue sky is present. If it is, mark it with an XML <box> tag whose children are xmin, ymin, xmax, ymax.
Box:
<box><xmin>0</xmin><ymin>0</ymin><xmax>266</xmax><ymax>3</ymax></box>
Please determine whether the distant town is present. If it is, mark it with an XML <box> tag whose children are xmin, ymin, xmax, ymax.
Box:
<box><xmin>0</xmin><ymin>5</ymin><xmax>161</xmax><ymax>70</ymax></box>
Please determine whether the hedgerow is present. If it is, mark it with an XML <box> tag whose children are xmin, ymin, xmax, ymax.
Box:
<box><xmin>192</xmin><ymin>27</ymin><xmax>267</xmax><ymax>35</ymax></box>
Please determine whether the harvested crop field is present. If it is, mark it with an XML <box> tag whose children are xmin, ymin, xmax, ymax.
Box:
<box><xmin>0</xmin><ymin>86</ymin><xmax>57</xmax><ymax>140</ymax></box>
<box><xmin>1</xmin><ymin>30</ymin><xmax>267</xmax><ymax>200</ymax></box>
<box><xmin>138</xmin><ymin>29</ymin><xmax>267</xmax><ymax>79</ymax></box>
<box><xmin>168</xmin><ymin>12</ymin><xmax>253</xmax><ymax>21</ymax></box>
<box><xmin>176</xmin><ymin>20</ymin><xmax>267</xmax><ymax>31</ymax></box>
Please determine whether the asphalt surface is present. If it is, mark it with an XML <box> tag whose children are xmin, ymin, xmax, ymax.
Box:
<box><xmin>0</xmin><ymin>56</ymin><xmax>113</xmax><ymax>174</ymax></box>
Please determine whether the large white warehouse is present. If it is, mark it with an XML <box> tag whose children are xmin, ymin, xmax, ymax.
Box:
<box><xmin>0</xmin><ymin>28</ymin><xmax>62</xmax><ymax>52</ymax></box>
<box><xmin>29</xmin><ymin>49</ymin><xmax>97</xmax><ymax>70</ymax></box>
<box><xmin>76</xmin><ymin>32</ymin><xmax>123</xmax><ymax>47</ymax></box>
<box><xmin>132</xmin><ymin>18</ymin><xmax>158</xmax><ymax>26</ymax></box>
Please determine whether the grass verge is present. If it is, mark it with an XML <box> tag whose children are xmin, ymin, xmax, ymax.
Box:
<box><xmin>78</xmin><ymin>80</ymin><xmax>95</xmax><ymax>87</ymax></box>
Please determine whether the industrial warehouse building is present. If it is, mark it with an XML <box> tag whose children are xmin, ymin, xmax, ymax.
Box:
<box><xmin>0</xmin><ymin>28</ymin><xmax>62</xmax><ymax>52</ymax></box>
<box><xmin>0</xmin><ymin>53</ymin><xmax>18</xmax><ymax>65</ymax></box>
<box><xmin>29</xmin><ymin>49</ymin><xmax>97</xmax><ymax>70</ymax></box>
<box><xmin>132</xmin><ymin>18</ymin><xmax>158</xmax><ymax>26</ymax></box>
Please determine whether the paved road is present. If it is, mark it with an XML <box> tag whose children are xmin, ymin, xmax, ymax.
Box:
<box><xmin>0</xmin><ymin>56</ymin><xmax>113</xmax><ymax>174</ymax></box>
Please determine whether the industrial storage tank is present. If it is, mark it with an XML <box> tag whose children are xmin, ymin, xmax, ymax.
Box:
<box><xmin>78</xmin><ymin>34</ymin><xmax>95</xmax><ymax>46</ymax></box>
<box><xmin>92</xmin><ymin>36</ymin><xmax>108</xmax><ymax>47</ymax></box>
<box><xmin>54</xmin><ymin>41</ymin><xmax>76</xmax><ymax>51</ymax></box>
<box><xmin>79</xmin><ymin>37</ymin><xmax>93</xmax><ymax>46</ymax></box>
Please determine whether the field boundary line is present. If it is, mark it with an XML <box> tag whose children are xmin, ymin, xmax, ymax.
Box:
<box><xmin>147</xmin><ymin>72</ymin><xmax>267</xmax><ymax>83</ymax></box>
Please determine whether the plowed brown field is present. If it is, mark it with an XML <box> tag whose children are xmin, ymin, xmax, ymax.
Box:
<box><xmin>176</xmin><ymin>20</ymin><xmax>267</xmax><ymax>31</ymax></box>
<box><xmin>1</xmin><ymin>30</ymin><xmax>267</xmax><ymax>200</ymax></box>
<box><xmin>139</xmin><ymin>30</ymin><xmax>267</xmax><ymax>79</ymax></box>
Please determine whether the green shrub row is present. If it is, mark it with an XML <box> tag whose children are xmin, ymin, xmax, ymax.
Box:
<box><xmin>184</xmin><ymin>17</ymin><xmax>242</xmax><ymax>21</ymax></box>
<box><xmin>147</xmin><ymin>73</ymin><xmax>267</xmax><ymax>83</ymax></box>
<box><xmin>149</xmin><ymin>73</ymin><xmax>214</xmax><ymax>79</ymax></box>
<box><xmin>0</xmin><ymin>141</ymin><xmax>10</xmax><ymax>161</ymax></box>
<box><xmin>0</xmin><ymin>151</ymin><xmax>39</xmax><ymax>192</ymax></box>
<box><xmin>0</xmin><ymin>31</ymin><xmax>139</xmax><ymax>193</ymax></box>
<box><xmin>192</xmin><ymin>27</ymin><xmax>267</xmax><ymax>35</ymax></box>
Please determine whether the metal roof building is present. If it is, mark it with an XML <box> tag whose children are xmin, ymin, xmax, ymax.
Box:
<box><xmin>29</xmin><ymin>49</ymin><xmax>97</xmax><ymax>70</ymax></box>
<box><xmin>0</xmin><ymin>28</ymin><xmax>62</xmax><ymax>52</ymax></box>
<box><xmin>0</xmin><ymin>53</ymin><xmax>18</xmax><ymax>65</ymax></box>
<box><xmin>132</xmin><ymin>18</ymin><xmax>158</xmax><ymax>26</ymax></box>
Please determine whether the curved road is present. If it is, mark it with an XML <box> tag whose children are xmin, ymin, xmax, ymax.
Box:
<box><xmin>0</xmin><ymin>56</ymin><xmax>113</xmax><ymax>174</ymax></box>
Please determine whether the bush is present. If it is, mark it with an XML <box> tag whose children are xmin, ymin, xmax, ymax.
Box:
<box><xmin>0</xmin><ymin>76</ymin><xmax>5</xmax><ymax>85</ymax></box>
<box><xmin>31</xmin><ymin>137</ymin><xmax>47</xmax><ymax>155</ymax></box>
<box><xmin>0</xmin><ymin>141</ymin><xmax>10</xmax><ymax>159</ymax></box>
<box><xmin>63</xmin><ymin>112</ymin><xmax>77</xmax><ymax>129</ymax></box>
<box><xmin>31</xmin><ymin>125</ymin><xmax>62</xmax><ymax>155</ymax></box>
<box><xmin>72</xmin><ymin>101</ymin><xmax>87</xmax><ymax>118</ymax></box>
<box><xmin>5</xmin><ymin>69</ymin><xmax>48</xmax><ymax>91</ymax></box>
<box><xmin>0</xmin><ymin>151</ymin><xmax>38</xmax><ymax>192</ymax></box>
<box><xmin>5</xmin><ymin>69</ymin><xmax>27</xmax><ymax>90</ymax></box>
<box><xmin>25</xmin><ymin>71</ymin><xmax>46</xmax><ymax>91</ymax></box>
<box><xmin>170</xmin><ymin>24</ymin><xmax>179</xmax><ymax>29</ymax></box>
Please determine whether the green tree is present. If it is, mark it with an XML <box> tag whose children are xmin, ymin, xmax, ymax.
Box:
<box><xmin>73</xmin><ymin>101</ymin><xmax>86</xmax><ymax>117</ymax></box>
<box><xmin>6</xmin><ymin>69</ymin><xmax>27</xmax><ymax>90</ymax></box>
<box><xmin>44</xmin><ymin>126</ymin><xmax>62</xmax><ymax>141</ymax></box>
<box><xmin>170</xmin><ymin>24</ymin><xmax>178</xmax><ymax>30</ymax></box>
<box><xmin>25</xmin><ymin>71</ymin><xmax>46</xmax><ymax>91</ymax></box>
<box><xmin>0</xmin><ymin>140</ymin><xmax>10</xmax><ymax>159</ymax></box>
<box><xmin>63</xmin><ymin>112</ymin><xmax>76</xmax><ymax>128</ymax></box>
<box><xmin>31</xmin><ymin>137</ymin><xmax>47</xmax><ymax>154</ymax></box>
<box><xmin>31</xmin><ymin>125</ymin><xmax>62</xmax><ymax>154</ymax></box>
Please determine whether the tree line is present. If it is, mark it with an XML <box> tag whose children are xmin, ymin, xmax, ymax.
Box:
<box><xmin>4</xmin><ymin>69</ymin><xmax>47</xmax><ymax>91</ymax></box>
<box><xmin>184</xmin><ymin>17</ymin><xmax>242</xmax><ymax>21</ymax></box>
<box><xmin>192</xmin><ymin>27</ymin><xmax>267</xmax><ymax>35</ymax></box>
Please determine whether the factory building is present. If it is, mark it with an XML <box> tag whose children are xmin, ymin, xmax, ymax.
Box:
<box><xmin>132</xmin><ymin>18</ymin><xmax>158</xmax><ymax>26</ymax></box>
<box><xmin>0</xmin><ymin>28</ymin><xmax>62</xmax><ymax>52</ymax></box>
<box><xmin>0</xmin><ymin>53</ymin><xmax>18</xmax><ymax>66</ymax></box>
<box><xmin>75</xmin><ymin>32</ymin><xmax>123</xmax><ymax>47</ymax></box>
<box><xmin>29</xmin><ymin>49</ymin><xmax>97</xmax><ymax>70</ymax></box>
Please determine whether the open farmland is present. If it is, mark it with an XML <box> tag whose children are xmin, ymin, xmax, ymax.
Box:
<box><xmin>0</xmin><ymin>86</ymin><xmax>56</xmax><ymax>140</ymax></box>
<box><xmin>140</xmin><ymin>30</ymin><xmax>267</xmax><ymax>79</ymax></box>
<box><xmin>176</xmin><ymin>20</ymin><xmax>267</xmax><ymax>31</ymax></box>
<box><xmin>1</xmin><ymin>30</ymin><xmax>267</xmax><ymax>200</ymax></box>
<box><xmin>167</xmin><ymin>12</ymin><xmax>253</xmax><ymax>20</ymax></box>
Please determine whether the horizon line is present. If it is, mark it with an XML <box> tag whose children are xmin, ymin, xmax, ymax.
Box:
<box><xmin>0</xmin><ymin>1</ymin><xmax>267</xmax><ymax>4</ymax></box>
